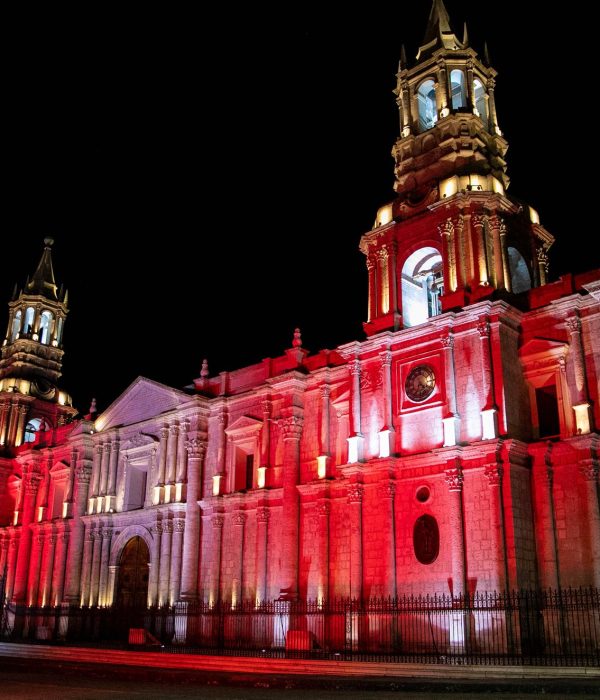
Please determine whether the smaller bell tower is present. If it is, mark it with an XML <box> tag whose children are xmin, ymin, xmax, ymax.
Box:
<box><xmin>0</xmin><ymin>238</ymin><xmax>75</xmax><ymax>452</ymax></box>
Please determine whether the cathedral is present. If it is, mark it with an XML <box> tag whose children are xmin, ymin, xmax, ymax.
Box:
<box><xmin>1</xmin><ymin>1</ymin><xmax>599</xmax><ymax>653</ymax></box>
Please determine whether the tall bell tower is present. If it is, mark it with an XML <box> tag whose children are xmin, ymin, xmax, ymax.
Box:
<box><xmin>0</xmin><ymin>238</ymin><xmax>75</xmax><ymax>452</ymax></box>
<box><xmin>362</xmin><ymin>0</ymin><xmax>554</xmax><ymax>335</ymax></box>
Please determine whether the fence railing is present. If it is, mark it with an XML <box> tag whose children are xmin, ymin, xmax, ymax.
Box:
<box><xmin>2</xmin><ymin>588</ymin><xmax>599</xmax><ymax>666</ymax></box>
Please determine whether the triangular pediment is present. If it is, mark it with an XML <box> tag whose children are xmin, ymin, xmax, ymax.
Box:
<box><xmin>50</xmin><ymin>460</ymin><xmax>69</xmax><ymax>473</ymax></box>
<box><xmin>225</xmin><ymin>415</ymin><xmax>263</xmax><ymax>435</ymax></box>
<box><xmin>95</xmin><ymin>377</ymin><xmax>194</xmax><ymax>432</ymax></box>
<box><xmin>519</xmin><ymin>337</ymin><xmax>568</xmax><ymax>358</ymax></box>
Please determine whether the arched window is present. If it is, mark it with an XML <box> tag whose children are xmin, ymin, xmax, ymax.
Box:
<box><xmin>473</xmin><ymin>79</ymin><xmax>488</xmax><ymax>122</ymax></box>
<box><xmin>11</xmin><ymin>310</ymin><xmax>22</xmax><ymax>341</ymax></box>
<box><xmin>508</xmin><ymin>247</ymin><xmax>532</xmax><ymax>293</ymax></box>
<box><xmin>39</xmin><ymin>310</ymin><xmax>54</xmax><ymax>345</ymax></box>
<box><xmin>56</xmin><ymin>317</ymin><xmax>64</xmax><ymax>344</ymax></box>
<box><xmin>417</xmin><ymin>80</ymin><xmax>437</xmax><ymax>132</ymax></box>
<box><xmin>401</xmin><ymin>247</ymin><xmax>444</xmax><ymax>327</ymax></box>
<box><xmin>450</xmin><ymin>70</ymin><xmax>466</xmax><ymax>110</ymax></box>
<box><xmin>24</xmin><ymin>307</ymin><xmax>35</xmax><ymax>335</ymax></box>
<box><xmin>24</xmin><ymin>417</ymin><xmax>51</xmax><ymax>443</ymax></box>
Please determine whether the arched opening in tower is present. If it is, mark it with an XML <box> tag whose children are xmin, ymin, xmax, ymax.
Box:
<box><xmin>401</xmin><ymin>247</ymin><xmax>444</xmax><ymax>327</ymax></box>
<box><xmin>508</xmin><ymin>247</ymin><xmax>532</xmax><ymax>294</ymax></box>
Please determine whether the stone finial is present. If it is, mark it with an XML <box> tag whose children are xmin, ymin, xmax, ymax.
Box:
<box><xmin>292</xmin><ymin>328</ymin><xmax>302</xmax><ymax>348</ymax></box>
<box><xmin>200</xmin><ymin>359</ymin><xmax>209</xmax><ymax>379</ymax></box>
<box><xmin>89</xmin><ymin>398</ymin><xmax>97</xmax><ymax>416</ymax></box>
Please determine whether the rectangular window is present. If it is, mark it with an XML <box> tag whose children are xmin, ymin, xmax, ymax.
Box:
<box><xmin>245</xmin><ymin>453</ymin><xmax>254</xmax><ymax>491</ymax></box>
<box><xmin>125</xmin><ymin>466</ymin><xmax>147</xmax><ymax>510</ymax></box>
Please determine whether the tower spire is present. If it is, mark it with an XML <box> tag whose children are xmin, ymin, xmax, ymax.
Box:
<box><xmin>26</xmin><ymin>237</ymin><xmax>58</xmax><ymax>300</ymax></box>
<box><xmin>418</xmin><ymin>0</ymin><xmax>463</xmax><ymax>60</ymax></box>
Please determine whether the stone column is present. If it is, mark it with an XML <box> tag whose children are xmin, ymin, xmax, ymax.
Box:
<box><xmin>0</xmin><ymin>402</ymin><xmax>10</xmax><ymax>447</ymax></box>
<box><xmin>440</xmin><ymin>219</ymin><xmax>456</xmax><ymax>293</ymax></box>
<box><xmin>441</xmin><ymin>334</ymin><xmax>461</xmax><ymax>447</ymax></box>
<box><xmin>387</xmin><ymin>242</ymin><xmax>399</xmax><ymax>316</ymax></box>
<box><xmin>347</xmin><ymin>484</ymin><xmax>363</xmax><ymax>601</ymax></box>
<box><xmin>41</xmin><ymin>532</ymin><xmax>57</xmax><ymax>607</ymax></box>
<box><xmin>318</xmin><ymin>386</ymin><xmax>331</xmax><ymax>476</ymax></box>
<box><xmin>180</xmin><ymin>438</ymin><xmax>205</xmax><ymax>601</ymax></box>
<box><xmin>12</xmin><ymin>471</ymin><xmax>41</xmax><ymax>604</ymax></box>
<box><xmin>484</xmin><ymin>463</ymin><xmax>508</xmax><ymax>591</ymax></box>
<box><xmin>79</xmin><ymin>528</ymin><xmax>94</xmax><ymax>606</ymax></box>
<box><xmin>14</xmin><ymin>404</ymin><xmax>29</xmax><ymax>448</ymax></box>
<box><xmin>536</xmin><ymin>457</ymin><xmax>560</xmax><ymax>590</ymax></box>
<box><xmin>147</xmin><ymin>524</ymin><xmax>162</xmax><ymax>607</ymax></box>
<box><xmin>436</xmin><ymin>59</ymin><xmax>449</xmax><ymax>115</ymax></box>
<box><xmin>462</xmin><ymin>211</ymin><xmax>476</xmax><ymax>284</ymax></box>
<box><xmin>5</xmin><ymin>534</ymin><xmax>20</xmax><ymax>602</ymax></box>
<box><xmin>176</xmin><ymin>420</ymin><xmax>189</xmax><ymax>485</ymax></box>
<box><xmin>99</xmin><ymin>443</ymin><xmax>111</xmax><ymax>497</ymax></box>
<box><xmin>536</xmin><ymin>246</ymin><xmax>549</xmax><ymax>286</ymax></box>
<box><xmin>488</xmin><ymin>215</ymin><xmax>504</xmax><ymax>290</ymax></box>
<box><xmin>98</xmin><ymin>529</ymin><xmax>112</xmax><ymax>606</ymax></box>
<box><xmin>89</xmin><ymin>529</ymin><xmax>103</xmax><ymax>607</ymax></box>
<box><xmin>158</xmin><ymin>521</ymin><xmax>173</xmax><ymax>606</ymax></box>
<box><xmin>471</xmin><ymin>214</ymin><xmax>488</xmax><ymax>287</ymax></box>
<box><xmin>454</xmin><ymin>215</ymin><xmax>466</xmax><ymax>290</ymax></box>
<box><xmin>379</xmin><ymin>482</ymin><xmax>397</xmax><ymax>598</ymax></box>
<box><xmin>279</xmin><ymin>415</ymin><xmax>303</xmax><ymax>599</ymax></box>
<box><xmin>156</xmin><ymin>426</ymin><xmax>169</xmax><ymax>491</ymax></box>
<box><xmin>487</xmin><ymin>77</ymin><xmax>500</xmax><ymax>135</ymax></box>
<box><xmin>477</xmin><ymin>320</ymin><xmax>498</xmax><ymax>439</ymax></box>
<box><xmin>166</xmin><ymin>425</ymin><xmax>179</xmax><ymax>487</ymax></box>
<box><xmin>367</xmin><ymin>256</ymin><xmax>376</xmax><ymax>322</ymax></box>
<box><xmin>260</xmin><ymin>400</ymin><xmax>271</xmax><ymax>469</ymax></box>
<box><xmin>255</xmin><ymin>507</ymin><xmax>269</xmax><ymax>605</ymax></box>
<box><xmin>63</xmin><ymin>465</ymin><xmax>91</xmax><ymax>603</ymax></box>
<box><xmin>379</xmin><ymin>351</ymin><xmax>394</xmax><ymax>458</ymax></box>
<box><xmin>445</xmin><ymin>463</ymin><xmax>469</xmax><ymax>650</ymax></box>
<box><xmin>348</xmin><ymin>359</ymin><xmax>363</xmax><ymax>463</ymax></box>
<box><xmin>314</xmin><ymin>501</ymin><xmax>330</xmax><ymax>603</ymax></box>
<box><xmin>91</xmin><ymin>445</ymin><xmax>102</xmax><ymax>500</ymax></box>
<box><xmin>210</xmin><ymin>515</ymin><xmax>224</xmax><ymax>606</ymax></box>
<box><xmin>445</xmin><ymin>465</ymin><xmax>467</xmax><ymax>597</ymax></box>
<box><xmin>232</xmin><ymin>512</ymin><xmax>246</xmax><ymax>607</ymax></box>
<box><xmin>51</xmin><ymin>530</ymin><xmax>69</xmax><ymax>607</ymax></box>
<box><xmin>566</xmin><ymin>316</ymin><xmax>593</xmax><ymax>435</ymax></box>
<box><xmin>376</xmin><ymin>247</ymin><xmax>389</xmax><ymax>315</ymax></box>
<box><xmin>580</xmin><ymin>461</ymin><xmax>600</xmax><ymax>588</ymax></box>
<box><xmin>499</xmin><ymin>220</ymin><xmax>511</xmax><ymax>292</ymax></box>
<box><xmin>107</xmin><ymin>440</ymin><xmax>119</xmax><ymax>496</ymax></box>
<box><xmin>0</xmin><ymin>535</ymin><xmax>8</xmax><ymax>579</ymax></box>
<box><xmin>169</xmin><ymin>518</ymin><xmax>185</xmax><ymax>604</ymax></box>
<box><xmin>27</xmin><ymin>531</ymin><xmax>45</xmax><ymax>607</ymax></box>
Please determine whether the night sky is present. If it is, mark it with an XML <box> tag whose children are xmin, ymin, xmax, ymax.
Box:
<box><xmin>3</xmin><ymin>3</ymin><xmax>598</xmax><ymax>414</ymax></box>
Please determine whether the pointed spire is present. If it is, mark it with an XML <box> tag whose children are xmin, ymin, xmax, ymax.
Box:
<box><xmin>399</xmin><ymin>44</ymin><xmax>407</xmax><ymax>71</ymax></box>
<box><xmin>11</xmin><ymin>283</ymin><xmax>18</xmax><ymax>301</ymax></box>
<box><xmin>422</xmin><ymin>0</ymin><xmax>453</xmax><ymax>47</ymax></box>
<box><xmin>483</xmin><ymin>41</ymin><xmax>491</xmax><ymax>66</ymax></box>
<box><xmin>26</xmin><ymin>238</ymin><xmax>58</xmax><ymax>300</ymax></box>
<box><xmin>462</xmin><ymin>22</ymin><xmax>469</xmax><ymax>47</ymax></box>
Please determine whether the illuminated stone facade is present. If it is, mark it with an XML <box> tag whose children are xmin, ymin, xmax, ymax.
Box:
<box><xmin>0</xmin><ymin>1</ymin><xmax>599</xmax><ymax>640</ymax></box>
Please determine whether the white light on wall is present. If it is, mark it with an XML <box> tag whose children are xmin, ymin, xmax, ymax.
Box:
<box><xmin>481</xmin><ymin>408</ymin><xmax>498</xmax><ymax>440</ymax></box>
<box><xmin>212</xmin><ymin>474</ymin><xmax>222</xmax><ymax>497</ymax></box>
<box><xmin>317</xmin><ymin>455</ymin><xmax>328</xmax><ymax>479</ymax></box>
<box><xmin>257</xmin><ymin>466</ymin><xmax>267</xmax><ymax>489</ymax></box>
<box><xmin>347</xmin><ymin>435</ymin><xmax>362</xmax><ymax>464</ymax></box>
<box><xmin>573</xmin><ymin>403</ymin><xmax>591</xmax><ymax>436</ymax></box>
<box><xmin>37</xmin><ymin>506</ymin><xmax>44</xmax><ymax>522</ymax></box>
<box><xmin>378</xmin><ymin>430</ymin><xmax>391</xmax><ymax>458</ymax></box>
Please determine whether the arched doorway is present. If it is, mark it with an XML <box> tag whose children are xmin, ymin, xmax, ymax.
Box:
<box><xmin>115</xmin><ymin>536</ymin><xmax>149</xmax><ymax>609</ymax></box>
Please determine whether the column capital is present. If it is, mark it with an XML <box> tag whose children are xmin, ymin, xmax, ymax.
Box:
<box><xmin>160</xmin><ymin>426</ymin><xmax>170</xmax><ymax>440</ymax></box>
<box><xmin>439</xmin><ymin>218</ymin><xmax>454</xmax><ymax>237</ymax></box>
<box><xmin>173</xmin><ymin>519</ymin><xmax>185</xmax><ymax>533</ymax></box>
<box><xmin>347</xmin><ymin>482</ymin><xmax>364</xmax><ymax>504</ymax></box>
<box><xmin>320</xmin><ymin>384</ymin><xmax>331</xmax><ymax>399</ymax></box>
<box><xmin>233</xmin><ymin>512</ymin><xmax>247</xmax><ymax>526</ymax></box>
<box><xmin>378</xmin><ymin>481</ymin><xmax>396</xmax><ymax>499</ymax></box>
<box><xmin>445</xmin><ymin>466</ymin><xmax>464</xmax><ymax>492</ymax></box>
<box><xmin>212</xmin><ymin>514</ymin><xmax>225</xmax><ymax>529</ymax></box>
<box><xmin>471</xmin><ymin>213</ymin><xmax>486</xmax><ymax>229</ymax></box>
<box><xmin>185</xmin><ymin>438</ymin><xmax>206</xmax><ymax>458</ymax></box>
<box><xmin>162</xmin><ymin>521</ymin><xmax>173</xmax><ymax>534</ymax></box>
<box><xmin>349</xmin><ymin>357</ymin><xmax>361</xmax><ymax>376</ymax></box>
<box><xmin>281</xmin><ymin>415</ymin><xmax>303</xmax><ymax>441</ymax></box>
<box><xmin>75</xmin><ymin>464</ymin><xmax>91</xmax><ymax>483</ymax></box>
<box><xmin>256</xmin><ymin>507</ymin><xmax>270</xmax><ymax>524</ymax></box>
<box><xmin>380</xmin><ymin>350</ymin><xmax>393</xmax><ymax>367</ymax></box>
<box><xmin>484</xmin><ymin>463</ymin><xmax>503</xmax><ymax>486</ymax></box>
<box><xmin>316</xmin><ymin>501</ymin><xmax>331</xmax><ymax>517</ymax></box>
<box><xmin>440</xmin><ymin>333</ymin><xmax>454</xmax><ymax>349</ymax></box>
<box><xmin>169</xmin><ymin>424</ymin><xmax>179</xmax><ymax>436</ymax></box>
<box><xmin>476</xmin><ymin>321</ymin><xmax>490</xmax><ymax>339</ymax></box>
<box><xmin>565</xmin><ymin>315</ymin><xmax>582</xmax><ymax>335</ymax></box>
<box><xmin>24</xmin><ymin>473</ymin><xmax>43</xmax><ymax>494</ymax></box>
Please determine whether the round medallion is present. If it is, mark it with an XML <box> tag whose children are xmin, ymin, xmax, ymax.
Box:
<box><xmin>405</xmin><ymin>365</ymin><xmax>436</xmax><ymax>402</ymax></box>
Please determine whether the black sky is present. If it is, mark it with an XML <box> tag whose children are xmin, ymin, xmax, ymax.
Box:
<box><xmin>3</xmin><ymin>2</ymin><xmax>598</xmax><ymax>413</ymax></box>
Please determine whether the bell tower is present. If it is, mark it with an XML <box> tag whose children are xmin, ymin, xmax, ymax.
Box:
<box><xmin>362</xmin><ymin>0</ymin><xmax>555</xmax><ymax>335</ymax></box>
<box><xmin>0</xmin><ymin>238</ymin><xmax>75</xmax><ymax>452</ymax></box>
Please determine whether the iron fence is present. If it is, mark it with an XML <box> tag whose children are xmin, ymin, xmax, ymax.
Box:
<box><xmin>2</xmin><ymin>587</ymin><xmax>599</xmax><ymax>666</ymax></box>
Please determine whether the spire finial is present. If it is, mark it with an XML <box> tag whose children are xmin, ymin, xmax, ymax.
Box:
<box><xmin>89</xmin><ymin>398</ymin><xmax>97</xmax><ymax>415</ymax></box>
<box><xmin>292</xmin><ymin>328</ymin><xmax>302</xmax><ymax>348</ymax></box>
<box><xmin>400</xmin><ymin>44</ymin><xmax>407</xmax><ymax>70</ymax></box>
<box><xmin>483</xmin><ymin>41</ymin><xmax>491</xmax><ymax>66</ymax></box>
<box><xmin>462</xmin><ymin>22</ymin><xmax>469</xmax><ymax>47</ymax></box>
<box><xmin>26</xmin><ymin>238</ymin><xmax>59</xmax><ymax>300</ymax></box>
<box><xmin>200</xmin><ymin>358</ymin><xmax>209</xmax><ymax>379</ymax></box>
<box><xmin>44</xmin><ymin>237</ymin><xmax>54</xmax><ymax>248</ymax></box>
